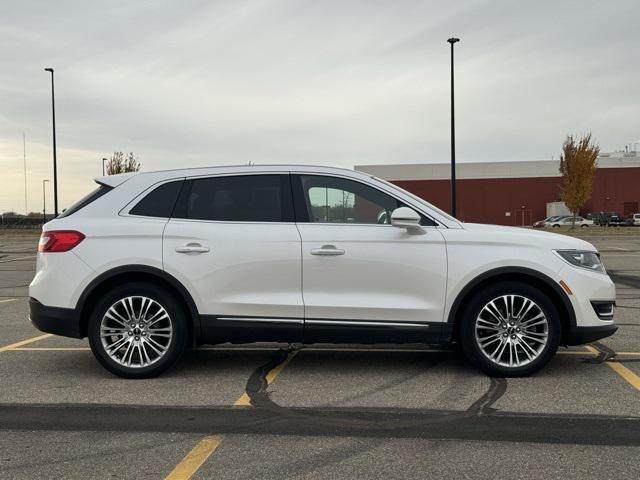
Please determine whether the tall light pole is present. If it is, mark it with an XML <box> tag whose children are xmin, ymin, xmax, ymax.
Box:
<box><xmin>102</xmin><ymin>157</ymin><xmax>108</xmax><ymax>176</ymax></box>
<box><xmin>44</xmin><ymin>68</ymin><xmax>59</xmax><ymax>217</ymax></box>
<box><xmin>447</xmin><ymin>37</ymin><xmax>460</xmax><ymax>218</ymax></box>
<box><xmin>23</xmin><ymin>132</ymin><xmax>28</xmax><ymax>215</ymax></box>
<box><xmin>42</xmin><ymin>179</ymin><xmax>49</xmax><ymax>224</ymax></box>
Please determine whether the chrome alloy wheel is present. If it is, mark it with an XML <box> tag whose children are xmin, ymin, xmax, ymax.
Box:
<box><xmin>474</xmin><ymin>294</ymin><xmax>549</xmax><ymax>368</ymax></box>
<box><xmin>100</xmin><ymin>296</ymin><xmax>173</xmax><ymax>368</ymax></box>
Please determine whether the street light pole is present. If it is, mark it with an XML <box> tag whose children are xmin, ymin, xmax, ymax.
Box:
<box><xmin>42</xmin><ymin>179</ymin><xmax>49</xmax><ymax>224</ymax></box>
<box><xmin>44</xmin><ymin>68</ymin><xmax>59</xmax><ymax>217</ymax></box>
<box><xmin>102</xmin><ymin>157</ymin><xmax>108</xmax><ymax>176</ymax></box>
<box><xmin>447</xmin><ymin>37</ymin><xmax>460</xmax><ymax>218</ymax></box>
<box><xmin>23</xmin><ymin>132</ymin><xmax>28</xmax><ymax>215</ymax></box>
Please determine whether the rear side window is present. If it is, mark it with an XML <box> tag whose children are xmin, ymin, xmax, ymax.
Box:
<box><xmin>178</xmin><ymin>174</ymin><xmax>292</xmax><ymax>222</ymax></box>
<box><xmin>129</xmin><ymin>180</ymin><xmax>184</xmax><ymax>218</ymax></box>
<box><xmin>57</xmin><ymin>185</ymin><xmax>112</xmax><ymax>218</ymax></box>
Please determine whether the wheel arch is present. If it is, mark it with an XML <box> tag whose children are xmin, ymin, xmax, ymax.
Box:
<box><xmin>446</xmin><ymin>267</ymin><xmax>576</xmax><ymax>345</ymax></box>
<box><xmin>76</xmin><ymin>265</ymin><xmax>200</xmax><ymax>344</ymax></box>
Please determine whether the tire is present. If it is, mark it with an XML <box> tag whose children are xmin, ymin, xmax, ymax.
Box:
<box><xmin>552</xmin><ymin>224</ymin><xmax>560</xmax><ymax>228</ymax></box>
<box><xmin>581</xmin><ymin>224</ymin><xmax>588</xmax><ymax>228</ymax></box>
<box><xmin>88</xmin><ymin>282</ymin><xmax>188</xmax><ymax>379</ymax></box>
<box><xmin>459</xmin><ymin>281</ymin><xmax>560</xmax><ymax>377</ymax></box>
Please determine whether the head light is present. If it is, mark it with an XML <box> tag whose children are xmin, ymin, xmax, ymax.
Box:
<box><xmin>555</xmin><ymin>250</ymin><xmax>605</xmax><ymax>274</ymax></box>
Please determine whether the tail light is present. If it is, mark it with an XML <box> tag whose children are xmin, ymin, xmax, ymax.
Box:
<box><xmin>38</xmin><ymin>230</ymin><xmax>85</xmax><ymax>253</ymax></box>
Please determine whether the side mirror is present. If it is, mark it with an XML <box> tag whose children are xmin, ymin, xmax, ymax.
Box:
<box><xmin>391</xmin><ymin>207</ymin><xmax>425</xmax><ymax>235</ymax></box>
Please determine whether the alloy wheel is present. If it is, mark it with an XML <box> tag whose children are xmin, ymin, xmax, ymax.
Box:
<box><xmin>474</xmin><ymin>294</ymin><xmax>549</xmax><ymax>367</ymax></box>
<box><xmin>100</xmin><ymin>296</ymin><xmax>173</xmax><ymax>368</ymax></box>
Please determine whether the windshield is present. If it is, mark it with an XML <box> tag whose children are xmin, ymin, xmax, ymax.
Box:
<box><xmin>369</xmin><ymin>176</ymin><xmax>459</xmax><ymax>224</ymax></box>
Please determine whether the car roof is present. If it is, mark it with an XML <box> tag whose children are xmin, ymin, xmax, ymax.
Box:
<box><xmin>95</xmin><ymin>164</ymin><xmax>373</xmax><ymax>186</ymax></box>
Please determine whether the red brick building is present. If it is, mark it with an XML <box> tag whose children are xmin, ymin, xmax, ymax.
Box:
<box><xmin>356</xmin><ymin>152</ymin><xmax>640</xmax><ymax>226</ymax></box>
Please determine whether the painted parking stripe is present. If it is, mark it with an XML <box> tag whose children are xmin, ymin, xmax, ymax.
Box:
<box><xmin>0</xmin><ymin>255</ymin><xmax>36</xmax><ymax>263</ymax></box>
<box><xmin>13</xmin><ymin>347</ymin><xmax>89</xmax><ymax>351</ymax></box>
<box><xmin>165</xmin><ymin>350</ymin><xmax>297</xmax><ymax>478</ymax></box>
<box><xmin>7</xmin><ymin>346</ymin><xmax>640</xmax><ymax>356</ymax></box>
<box><xmin>585</xmin><ymin>345</ymin><xmax>640</xmax><ymax>392</ymax></box>
<box><xmin>0</xmin><ymin>333</ymin><xmax>52</xmax><ymax>352</ymax></box>
<box><xmin>605</xmin><ymin>362</ymin><xmax>640</xmax><ymax>391</ymax></box>
<box><xmin>164</xmin><ymin>435</ymin><xmax>223</xmax><ymax>480</ymax></box>
<box><xmin>234</xmin><ymin>350</ymin><xmax>297</xmax><ymax>406</ymax></box>
<box><xmin>0</xmin><ymin>298</ymin><xmax>18</xmax><ymax>304</ymax></box>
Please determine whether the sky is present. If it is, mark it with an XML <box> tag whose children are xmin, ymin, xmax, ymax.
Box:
<box><xmin>1</xmin><ymin>0</ymin><xmax>639</xmax><ymax>213</ymax></box>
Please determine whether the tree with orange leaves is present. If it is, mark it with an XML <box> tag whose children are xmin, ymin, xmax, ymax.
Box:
<box><xmin>559</xmin><ymin>134</ymin><xmax>599</xmax><ymax>229</ymax></box>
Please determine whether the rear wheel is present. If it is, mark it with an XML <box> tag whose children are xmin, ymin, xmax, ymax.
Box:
<box><xmin>88</xmin><ymin>283</ymin><xmax>187</xmax><ymax>378</ymax></box>
<box><xmin>459</xmin><ymin>281</ymin><xmax>560</xmax><ymax>377</ymax></box>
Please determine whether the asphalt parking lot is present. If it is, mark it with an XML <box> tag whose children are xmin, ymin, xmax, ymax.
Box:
<box><xmin>0</xmin><ymin>232</ymin><xmax>638</xmax><ymax>479</ymax></box>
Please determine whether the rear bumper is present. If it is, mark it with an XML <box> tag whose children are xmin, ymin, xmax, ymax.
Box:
<box><xmin>29</xmin><ymin>298</ymin><xmax>83</xmax><ymax>339</ymax></box>
<box><xmin>565</xmin><ymin>324</ymin><xmax>618</xmax><ymax>345</ymax></box>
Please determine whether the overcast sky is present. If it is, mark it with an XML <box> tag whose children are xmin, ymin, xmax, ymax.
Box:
<box><xmin>1</xmin><ymin>0</ymin><xmax>639</xmax><ymax>213</ymax></box>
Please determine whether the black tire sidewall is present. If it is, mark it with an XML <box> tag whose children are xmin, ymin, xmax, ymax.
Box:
<box><xmin>88</xmin><ymin>282</ymin><xmax>187</xmax><ymax>379</ymax></box>
<box><xmin>459</xmin><ymin>281</ymin><xmax>560</xmax><ymax>377</ymax></box>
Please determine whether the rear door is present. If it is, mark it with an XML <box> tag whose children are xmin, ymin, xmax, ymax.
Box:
<box><xmin>163</xmin><ymin>173</ymin><xmax>303</xmax><ymax>343</ymax></box>
<box><xmin>291</xmin><ymin>173</ymin><xmax>447</xmax><ymax>343</ymax></box>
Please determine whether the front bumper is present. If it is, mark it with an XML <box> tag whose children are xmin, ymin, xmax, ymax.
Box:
<box><xmin>29</xmin><ymin>298</ymin><xmax>83</xmax><ymax>339</ymax></box>
<box><xmin>565</xmin><ymin>324</ymin><xmax>618</xmax><ymax>345</ymax></box>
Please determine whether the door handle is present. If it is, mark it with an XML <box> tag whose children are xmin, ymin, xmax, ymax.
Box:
<box><xmin>310</xmin><ymin>245</ymin><xmax>345</xmax><ymax>256</ymax></box>
<box><xmin>175</xmin><ymin>243</ymin><xmax>210</xmax><ymax>254</ymax></box>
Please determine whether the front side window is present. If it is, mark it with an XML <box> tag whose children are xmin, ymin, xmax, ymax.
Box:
<box><xmin>182</xmin><ymin>174</ymin><xmax>292</xmax><ymax>222</ymax></box>
<box><xmin>295</xmin><ymin>175</ymin><xmax>435</xmax><ymax>225</ymax></box>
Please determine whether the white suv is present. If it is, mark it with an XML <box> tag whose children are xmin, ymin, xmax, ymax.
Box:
<box><xmin>29</xmin><ymin>165</ymin><xmax>617</xmax><ymax>378</ymax></box>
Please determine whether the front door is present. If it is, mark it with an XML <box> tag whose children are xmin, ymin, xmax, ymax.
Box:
<box><xmin>163</xmin><ymin>173</ymin><xmax>303</xmax><ymax>343</ymax></box>
<box><xmin>291</xmin><ymin>174</ymin><xmax>448</xmax><ymax>343</ymax></box>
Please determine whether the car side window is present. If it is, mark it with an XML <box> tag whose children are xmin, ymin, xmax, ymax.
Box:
<box><xmin>129</xmin><ymin>180</ymin><xmax>184</xmax><ymax>218</ymax></box>
<box><xmin>176</xmin><ymin>174</ymin><xmax>293</xmax><ymax>222</ymax></box>
<box><xmin>293</xmin><ymin>175</ymin><xmax>435</xmax><ymax>226</ymax></box>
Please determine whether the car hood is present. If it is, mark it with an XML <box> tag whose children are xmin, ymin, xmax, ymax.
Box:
<box><xmin>459</xmin><ymin>223</ymin><xmax>597</xmax><ymax>251</ymax></box>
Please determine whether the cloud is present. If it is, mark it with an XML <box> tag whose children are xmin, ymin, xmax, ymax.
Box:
<box><xmin>1</xmin><ymin>0</ymin><xmax>639</xmax><ymax>212</ymax></box>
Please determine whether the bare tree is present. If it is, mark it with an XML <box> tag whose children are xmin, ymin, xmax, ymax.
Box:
<box><xmin>559</xmin><ymin>134</ymin><xmax>599</xmax><ymax>228</ymax></box>
<box><xmin>105</xmin><ymin>152</ymin><xmax>141</xmax><ymax>175</ymax></box>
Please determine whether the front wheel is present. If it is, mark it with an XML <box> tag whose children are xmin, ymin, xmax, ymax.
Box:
<box><xmin>88</xmin><ymin>283</ymin><xmax>187</xmax><ymax>379</ymax></box>
<box><xmin>459</xmin><ymin>281</ymin><xmax>560</xmax><ymax>377</ymax></box>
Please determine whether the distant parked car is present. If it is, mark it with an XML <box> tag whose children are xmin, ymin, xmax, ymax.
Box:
<box><xmin>625</xmin><ymin>213</ymin><xmax>640</xmax><ymax>226</ymax></box>
<box><xmin>548</xmin><ymin>216</ymin><xmax>593</xmax><ymax>228</ymax></box>
<box><xmin>533</xmin><ymin>215</ymin><xmax>566</xmax><ymax>228</ymax></box>
<box><xmin>607</xmin><ymin>213</ymin><xmax>627</xmax><ymax>227</ymax></box>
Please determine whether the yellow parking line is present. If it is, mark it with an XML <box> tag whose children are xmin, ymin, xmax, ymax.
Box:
<box><xmin>0</xmin><ymin>334</ymin><xmax>52</xmax><ymax>352</ymax></box>
<box><xmin>558</xmin><ymin>350</ymin><xmax>597</xmax><ymax>355</ymax></box>
<box><xmin>233</xmin><ymin>392</ymin><xmax>252</xmax><ymax>406</ymax></box>
<box><xmin>164</xmin><ymin>435</ymin><xmax>223</xmax><ymax>480</ymax></box>
<box><xmin>585</xmin><ymin>345</ymin><xmax>640</xmax><ymax>392</ymax></box>
<box><xmin>0</xmin><ymin>298</ymin><xmax>18</xmax><ymax>304</ymax></box>
<box><xmin>234</xmin><ymin>350</ymin><xmax>297</xmax><ymax>406</ymax></box>
<box><xmin>13</xmin><ymin>347</ymin><xmax>89</xmax><ymax>351</ymax></box>
<box><xmin>606</xmin><ymin>362</ymin><xmax>640</xmax><ymax>391</ymax></box>
<box><xmin>167</xmin><ymin>350</ymin><xmax>297</xmax><ymax>478</ymax></box>
<box><xmin>0</xmin><ymin>255</ymin><xmax>35</xmax><ymax>263</ymax></box>
<box><xmin>5</xmin><ymin>346</ymin><xmax>640</xmax><ymax>356</ymax></box>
